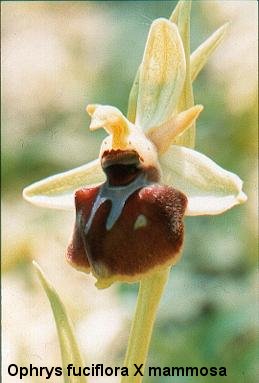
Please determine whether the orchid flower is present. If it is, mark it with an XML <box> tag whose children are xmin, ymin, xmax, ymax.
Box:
<box><xmin>23</xmin><ymin>17</ymin><xmax>246</xmax><ymax>289</ymax></box>
<box><xmin>23</xmin><ymin>2</ymin><xmax>247</xmax><ymax>381</ymax></box>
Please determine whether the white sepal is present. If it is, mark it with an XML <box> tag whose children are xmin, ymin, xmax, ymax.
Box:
<box><xmin>23</xmin><ymin>159</ymin><xmax>105</xmax><ymax>210</ymax></box>
<box><xmin>136</xmin><ymin>18</ymin><xmax>186</xmax><ymax>131</ymax></box>
<box><xmin>160</xmin><ymin>145</ymin><xmax>247</xmax><ymax>216</ymax></box>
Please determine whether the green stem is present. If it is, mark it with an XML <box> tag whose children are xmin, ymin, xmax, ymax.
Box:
<box><xmin>122</xmin><ymin>4</ymin><xmax>194</xmax><ymax>382</ymax></box>
<box><xmin>121</xmin><ymin>268</ymin><xmax>170</xmax><ymax>383</ymax></box>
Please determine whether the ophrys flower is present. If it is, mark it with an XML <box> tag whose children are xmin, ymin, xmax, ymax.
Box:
<box><xmin>23</xmin><ymin>16</ymin><xmax>246</xmax><ymax>289</ymax></box>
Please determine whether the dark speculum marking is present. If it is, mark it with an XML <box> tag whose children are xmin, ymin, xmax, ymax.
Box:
<box><xmin>85</xmin><ymin>172</ymin><xmax>153</xmax><ymax>232</ymax></box>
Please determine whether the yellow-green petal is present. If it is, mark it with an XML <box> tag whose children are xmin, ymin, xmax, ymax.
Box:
<box><xmin>127</xmin><ymin>67</ymin><xmax>140</xmax><ymax>123</ymax></box>
<box><xmin>23</xmin><ymin>159</ymin><xmax>105</xmax><ymax>210</ymax></box>
<box><xmin>169</xmin><ymin>0</ymin><xmax>181</xmax><ymax>24</ymax></box>
<box><xmin>172</xmin><ymin>1</ymin><xmax>195</xmax><ymax>149</ymax></box>
<box><xmin>148</xmin><ymin>105</ymin><xmax>203</xmax><ymax>154</ymax></box>
<box><xmin>33</xmin><ymin>262</ymin><xmax>87</xmax><ymax>383</ymax></box>
<box><xmin>191</xmin><ymin>23</ymin><xmax>229</xmax><ymax>82</ymax></box>
<box><xmin>136</xmin><ymin>18</ymin><xmax>186</xmax><ymax>131</ymax></box>
<box><xmin>160</xmin><ymin>145</ymin><xmax>247</xmax><ymax>215</ymax></box>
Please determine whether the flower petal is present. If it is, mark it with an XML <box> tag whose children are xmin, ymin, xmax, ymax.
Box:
<box><xmin>148</xmin><ymin>105</ymin><xmax>203</xmax><ymax>154</ymax></box>
<box><xmin>23</xmin><ymin>159</ymin><xmax>105</xmax><ymax>210</ymax></box>
<box><xmin>126</xmin><ymin>5</ymin><xmax>228</xmax><ymax>133</ymax></box>
<box><xmin>190</xmin><ymin>23</ymin><xmax>229</xmax><ymax>82</ymax></box>
<box><xmin>160</xmin><ymin>145</ymin><xmax>247</xmax><ymax>215</ymax></box>
<box><xmin>172</xmin><ymin>1</ymin><xmax>196</xmax><ymax>148</ymax></box>
<box><xmin>136</xmin><ymin>18</ymin><xmax>186</xmax><ymax>131</ymax></box>
<box><xmin>127</xmin><ymin>66</ymin><xmax>140</xmax><ymax>123</ymax></box>
<box><xmin>169</xmin><ymin>0</ymin><xmax>181</xmax><ymax>24</ymax></box>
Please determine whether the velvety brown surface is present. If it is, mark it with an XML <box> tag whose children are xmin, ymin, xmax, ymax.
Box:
<box><xmin>67</xmin><ymin>183</ymin><xmax>187</xmax><ymax>280</ymax></box>
<box><xmin>66</xmin><ymin>187</ymin><xmax>99</xmax><ymax>271</ymax></box>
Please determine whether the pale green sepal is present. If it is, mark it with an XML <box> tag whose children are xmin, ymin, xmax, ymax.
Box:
<box><xmin>33</xmin><ymin>261</ymin><xmax>87</xmax><ymax>383</ymax></box>
<box><xmin>169</xmin><ymin>0</ymin><xmax>181</xmax><ymax>24</ymax></box>
<box><xmin>136</xmin><ymin>18</ymin><xmax>186</xmax><ymax>131</ymax></box>
<box><xmin>23</xmin><ymin>159</ymin><xmax>105</xmax><ymax>210</ymax></box>
<box><xmin>127</xmin><ymin>67</ymin><xmax>140</xmax><ymax>123</ymax></box>
<box><xmin>160</xmin><ymin>145</ymin><xmax>247</xmax><ymax>216</ymax></box>
<box><xmin>191</xmin><ymin>23</ymin><xmax>229</xmax><ymax>82</ymax></box>
<box><xmin>173</xmin><ymin>1</ymin><xmax>195</xmax><ymax>148</ymax></box>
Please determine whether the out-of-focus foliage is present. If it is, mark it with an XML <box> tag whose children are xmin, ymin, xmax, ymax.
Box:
<box><xmin>2</xmin><ymin>2</ymin><xmax>257</xmax><ymax>383</ymax></box>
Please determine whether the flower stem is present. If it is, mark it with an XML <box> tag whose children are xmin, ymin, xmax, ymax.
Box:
<box><xmin>121</xmin><ymin>268</ymin><xmax>170</xmax><ymax>383</ymax></box>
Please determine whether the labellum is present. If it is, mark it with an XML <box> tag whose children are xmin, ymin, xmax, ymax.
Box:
<box><xmin>67</xmin><ymin>105</ymin><xmax>187</xmax><ymax>288</ymax></box>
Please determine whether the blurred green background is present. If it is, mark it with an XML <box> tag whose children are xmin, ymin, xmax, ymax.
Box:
<box><xmin>2</xmin><ymin>1</ymin><xmax>257</xmax><ymax>383</ymax></box>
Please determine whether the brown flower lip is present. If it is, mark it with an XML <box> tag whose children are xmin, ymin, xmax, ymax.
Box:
<box><xmin>67</xmin><ymin>183</ymin><xmax>188</xmax><ymax>288</ymax></box>
<box><xmin>67</xmin><ymin>147</ymin><xmax>188</xmax><ymax>287</ymax></box>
